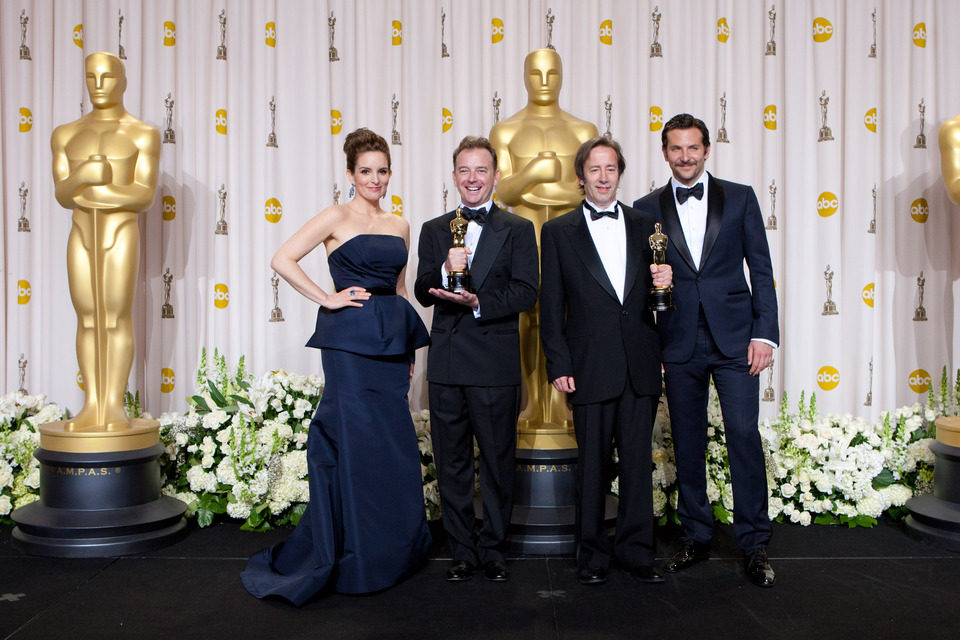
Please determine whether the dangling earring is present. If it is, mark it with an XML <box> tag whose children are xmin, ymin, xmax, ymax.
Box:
<box><xmin>348</xmin><ymin>183</ymin><xmax>355</xmax><ymax>198</ymax></box>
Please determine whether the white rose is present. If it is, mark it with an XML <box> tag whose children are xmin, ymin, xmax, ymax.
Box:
<box><xmin>798</xmin><ymin>511</ymin><xmax>812</xmax><ymax>526</ymax></box>
<box><xmin>780</xmin><ymin>483</ymin><xmax>797</xmax><ymax>498</ymax></box>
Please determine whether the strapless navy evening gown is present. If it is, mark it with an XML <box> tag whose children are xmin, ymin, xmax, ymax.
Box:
<box><xmin>242</xmin><ymin>234</ymin><xmax>431</xmax><ymax>605</ymax></box>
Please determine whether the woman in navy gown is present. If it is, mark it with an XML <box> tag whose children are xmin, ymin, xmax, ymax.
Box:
<box><xmin>242</xmin><ymin>128</ymin><xmax>431</xmax><ymax>605</ymax></box>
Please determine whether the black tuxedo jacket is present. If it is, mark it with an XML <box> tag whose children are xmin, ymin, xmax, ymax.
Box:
<box><xmin>539</xmin><ymin>202</ymin><xmax>662</xmax><ymax>405</ymax></box>
<box><xmin>414</xmin><ymin>206</ymin><xmax>539</xmax><ymax>386</ymax></box>
<box><xmin>632</xmin><ymin>174</ymin><xmax>779</xmax><ymax>363</ymax></box>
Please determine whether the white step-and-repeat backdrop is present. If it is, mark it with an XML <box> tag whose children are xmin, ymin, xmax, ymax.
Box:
<box><xmin>3</xmin><ymin>0</ymin><xmax>960</xmax><ymax>420</ymax></box>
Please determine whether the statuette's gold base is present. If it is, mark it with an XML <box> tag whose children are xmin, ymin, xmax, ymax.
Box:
<box><xmin>39</xmin><ymin>418</ymin><xmax>160</xmax><ymax>453</ymax></box>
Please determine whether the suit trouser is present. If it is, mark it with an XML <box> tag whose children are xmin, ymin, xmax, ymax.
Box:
<box><xmin>429</xmin><ymin>383</ymin><xmax>519</xmax><ymax>565</ymax></box>
<box><xmin>573</xmin><ymin>388</ymin><xmax>657</xmax><ymax>571</ymax></box>
<box><xmin>663</xmin><ymin>312</ymin><xmax>771</xmax><ymax>552</ymax></box>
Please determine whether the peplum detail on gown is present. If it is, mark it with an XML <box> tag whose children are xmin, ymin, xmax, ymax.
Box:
<box><xmin>305</xmin><ymin>235</ymin><xmax>429</xmax><ymax>356</ymax></box>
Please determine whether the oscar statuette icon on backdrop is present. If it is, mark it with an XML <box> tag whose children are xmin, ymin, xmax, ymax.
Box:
<box><xmin>11</xmin><ymin>53</ymin><xmax>186</xmax><ymax>558</ymax></box>
<box><xmin>905</xmin><ymin>113</ymin><xmax>960</xmax><ymax>550</ymax></box>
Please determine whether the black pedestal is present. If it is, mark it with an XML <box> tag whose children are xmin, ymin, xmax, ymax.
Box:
<box><xmin>506</xmin><ymin>448</ymin><xmax>615</xmax><ymax>555</ymax></box>
<box><xmin>905</xmin><ymin>440</ymin><xmax>960</xmax><ymax>552</ymax></box>
<box><xmin>11</xmin><ymin>444</ymin><xmax>187</xmax><ymax>557</ymax></box>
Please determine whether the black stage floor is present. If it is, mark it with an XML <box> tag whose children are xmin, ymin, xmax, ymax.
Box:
<box><xmin>2</xmin><ymin>518</ymin><xmax>958</xmax><ymax>639</ymax></box>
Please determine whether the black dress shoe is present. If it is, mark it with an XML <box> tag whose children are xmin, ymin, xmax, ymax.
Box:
<box><xmin>446</xmin><ymin>560</ymin><xmax>475</xmax><ymax>582</ymax></box>
<box><xmin>744</xmin><ymin>548</ymin><xmax>776</xmax><ymax>588</ymax></box>
<box><xmin>629</xmin><ymin>566</ymin><xmax>665</xmax><ymax>584</ymax></box>
<box><xmin>482</xmin><ymin>560</ymin><xmax>510</xmax><ymax>582</ymax></box>
<box><xmin>577</xmin><ymin>567</ymin><xmax>608</xmax><ymax>585</ymax></box>
<box><xmin>665</xmin><ymin>539</ymin><xmax>710</xmax><ymax>573</ymax></box>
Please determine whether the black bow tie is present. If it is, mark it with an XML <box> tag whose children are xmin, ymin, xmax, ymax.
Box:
<box><xmin>676</xmin><ymin>183</ymin><xmax>704</xmax><ymax>205</ymax></box>
<box><xmin>460</xmin><ymin>207</ymin><xmax>487</xmax><ymax>225</ymax></box>
<box><xmin>585</xmin><ymin>202</ymin><xmax>619</xmax><ymax>221</ymax></box>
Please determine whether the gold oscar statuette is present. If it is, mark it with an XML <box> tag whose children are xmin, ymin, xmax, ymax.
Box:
<box><xmin>446</xmin><ymin>207</ymin><xmax>471</xmax><ymax>293</ymax></box>
<box><xmin>47</xmin><ymin>52</ymin><xmax>161</xmax><ymax>453</ymax></box>
<box><xmin>648</xmin><ymin>223</ymin><xmax>675</xmax><ymax>311</ymax></box>
<box><xmin>490</xmin><ymin>48</ymin><xmax>598</xmax><ymax>449</ymax></box>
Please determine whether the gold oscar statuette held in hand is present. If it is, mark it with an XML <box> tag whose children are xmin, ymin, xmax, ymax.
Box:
<box><xmin>446</xmin><ymin>207</ymin><xmax>471</xmax><ymax>293</ymax></box>
<box><xmin>648</xmin><ymin>223</ymin><xmax>675</xmax><ymax>311</ymax></box>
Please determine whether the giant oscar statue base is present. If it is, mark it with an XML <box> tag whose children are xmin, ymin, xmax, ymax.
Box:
<box><xmin>489</xmin><ymin>49</ymin><xmax>614</xmax><ymax>553</ymax></box>
<box><xmin>11</xmin><ymin>53</ymin><xmax>186</xmax><ymax>558</ymax></box>
<box><xmin>904</xmin><ymin>114</ymin><xmax>960</xmax><ymax>551</ymax></box>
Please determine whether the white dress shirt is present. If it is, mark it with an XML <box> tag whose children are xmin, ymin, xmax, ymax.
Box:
<box><xmin>671</xmin><ymin>173</ymin><xmax>709</xmax><ymax>270</ymax></box>
<box><xmin>582</xmin><ymin>199</ymin><xmax>627</xmax><ymax>303</ymax></box>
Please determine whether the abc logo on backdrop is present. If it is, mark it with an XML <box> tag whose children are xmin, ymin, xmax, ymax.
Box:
<box><xmin>864</xmin><ymin>108</ymin><xmax>878</xmax><ymax>133</ymax></box>
<box><xmin>812</xmin><ymin>17</ymin><xmax>833</xmax><ymax>43</ymax></box>
<box><xmin>442</xmin><ymin>108</ymin><xmax>453</xmax><ymax>133</ymax></box>
<box><xmin>215</xmin><ymin>109</ymin><xmax>227</xmax><ymax>135</ymax></box>
<box><xmin>492</xmin><ymin>18</ymin><xmax>504</xmax><ymax>43</ymax></box>
<box><xmin>265</xmin><ymin>198</ymin><xmax>282</xmax><ymax>223</ymax></box>
<box><xmin>910</xmin><ymin>198</ymin><xmax>929</xmax><ymax>223</ymax></box>
<box><xmin>76</xmin><ymin>372</ymin><xmax>84</xmax><ymax>390</ymax></box>
<box><xmin>817</xmin><ymin>192</ymin><xmax>839</xmax><ymax>217</ymax></box>
<box><xmin>599</xmin><ymin>20</ymin><xmax>613</xmax><ymax>45</ymax></box>
<box><xmin>73</xmin><ymin>24</ymin><xmax>84</xmax><ymax>47</ymax></box>
<box><xmin>19</xmin><ymin>108</ymin><xmax>32</xmax><ymax>132</ymax></box>
<box><xmin>392</xmin><ymin>20</ymin><xmax>402</xmax><ymax>46</ymax></box>
<box><xmin>162</xmin><ymin>195</ymin><xmax>176</xmax><ymax>221</ymax></box>
<box><xmin>391</xmin><ymin>195</ymin><xmax>403</xmax><ymax>216</ymax></box>
<box><xmin>214</xmin><ymin>283</ymin><xmax>230</xmax><ymax>309</ymax></box>
<box><xmin>913</xmin><ymin>23</ymin><xmax>926</xmax><ymax>48</ymax></box>
<box><xmin>163</xmin><ymin>21</ymin><xmax>176</xmax><ymax>46</ymax></box>
<box><xmin>817</xmin><ymin>366</ymin><xmax>840</xmax><ymax>391</ymax></box>
<box><xmin>265</xmin><ymin>21</ymin><xmax>277</xmax><ymax>47</ymax></box>
<box><xmin>861</xmin><ymin>283</ymin><xmax>875</xmax><ymax>308</ymax></box>
<box><xmin>717</xmin><ymin>18</ymin><xmax>730</xmax><ymax>43</ymax></box>
<box><xmin>763</xmin><ymin>105</ymin><xmax>776</xmax><ymax>130</ymax></box>
<box><xmin>649</xmin><ymin>106</ymin><xmax>664</xmax><ymax>131</ymax></box>
<box><xmin>18</xmin><ymin>280</ymin><xmax>31</xmax><ymax>305</ymax></box>
<box><xmin>161</xmin><ymin>368</ymin><xmax>176</xmax><ymax>394</ymax></box>
<box><xmin>331</xmin><ymin>110</ymin><xmax>343</xmax><ymax>135</ymax></box>
<box><xmin>908</xmin><ymin>369</ymin><xmax>931</xmax><ymax>393</ymax></box>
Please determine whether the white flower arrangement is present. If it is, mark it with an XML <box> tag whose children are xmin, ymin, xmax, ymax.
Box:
<box><xmin>0</xmin><ymin>391</ymin><xmax>67</xmax><ymax>518</ymax></box>
<box><xmin>2</xmin><ymin>355</ymin><xmax>951</xmax><ymax>532</ymax></box>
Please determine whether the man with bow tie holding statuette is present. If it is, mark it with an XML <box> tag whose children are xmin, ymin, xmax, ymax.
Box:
<box><xmin>415</xmin><ymin>137</ymin><xmax>539</xmax><ymax>583</ymax></box>
<box><xmin>633</xmin><ymin>113</ymin><xmax>779</xmax><ymax>588</ymax></box>
<box><xmin>539</xmin><ymin>137</ymin><xmax>672</xmax><ymax>586</ymax></box>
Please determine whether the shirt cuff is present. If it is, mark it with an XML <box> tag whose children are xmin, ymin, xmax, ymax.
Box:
<box><xmin>750</xmin><ymin>338</ymin><xmax>778</xmax><ymax>349</ymax></box>
<box><xmin>440</xmin><ymin>264</ymin><xmax>449</xmax><ymax>290</ymax></box>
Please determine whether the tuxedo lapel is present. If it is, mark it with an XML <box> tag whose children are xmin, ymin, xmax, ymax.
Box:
<box><xmin>658</xmin><ymin>184</ymin><xmax>697</xmax><ymax>273</ymax></box>
<box><xmin>469</xmin><ymin>206</ymin><xmax>507</xmax><ymax>290</ymax></box>
<box><xmin>622</xmin><ymin>205</ymin><xmax>645</xmax><ymax>299</ymax></box>
<box><xmin>700</xmin><ymin>175</ymin><xmax>725</xmax><ymax>269</ymax></box>
<box><xmin>564</xmin><ymin>205</ymin><xmax>619</xmax><ymax>303</ymax></box>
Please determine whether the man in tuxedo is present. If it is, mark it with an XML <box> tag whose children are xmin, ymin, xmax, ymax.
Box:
<box><xmin>415</xmin><ymin>136</ymin><xmax>539</xmax><ymax>582</ymax></box>
<box><xmin>540</xmin><ymin>137</ymin><xmax>672</xmax><ymax>585</ymax></box>
<box><xmin>632</xmin><ymin>113</ymin><xmax>779</xmax><ymax>588</ymax></box>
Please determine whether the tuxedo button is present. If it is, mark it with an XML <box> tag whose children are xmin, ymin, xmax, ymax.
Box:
<box><xmin>621</xmin><ymin>311</ymin><xmax>628</xmax><ymax>316</ymax></box>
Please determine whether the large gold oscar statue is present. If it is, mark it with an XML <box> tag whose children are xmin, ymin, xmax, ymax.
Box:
<box><xmin>903</xmin><ymin>114</ymin><xmax>960</xmax><ymax>551</ymax></box>
<box><xmin>490</xmin><ymin>48</ymin><xmax>597</xmax><ymax>450</ymax></box>
<box><xmin>12</xmin><ymin>53</ymin><xmax>184</xmax><ymax>557</ymax></box>
<box><xmin>45</xmin><ymin>51</ymin><xmax>161</xmax><ymax>453</ymax></box>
